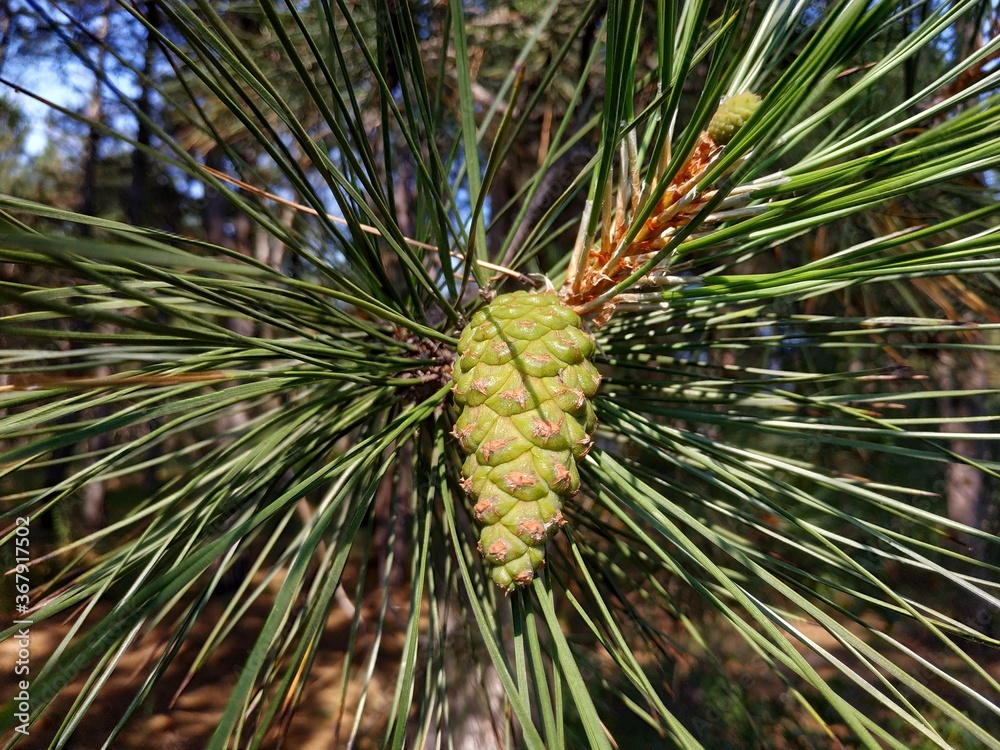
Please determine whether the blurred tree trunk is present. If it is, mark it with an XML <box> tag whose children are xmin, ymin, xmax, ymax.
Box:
<box><xmin>79</xmin><ymin>0</ymin><xmax>110</xmax><ymax>233</ymax></box>
<box><xmin>76</xmin><ymin>0</ymin><xmax>113</xmax><ymax>530</ymax></box>
<box><xmin>202</xmin><ymin>146</ymin><xmax>227</xmax><ymax>246</ymax></box>
<box><xmin>127</xmin><ymin>1</ymin><xmax>167</xmax><ymax>500</ymax></box>
<box><xmin>935</xmin><ymin>346</ymin><xmax>994</xmax><ymax>559</ymax></box>
<box><xmin>0</xmin><ymin>0</ymin><xmax>12</xmax><ymax>71</ymax></box>
<box><xmin>81</xmin><ymin>368</ymin><xmax>111</xmax><ymax>530</ymax></box>
<box><xmin>127</xmin><ymin>1</ymin><xmax>159</xmax><ymax>227</ymax></box>
<box><xmin>423</xmin><ymin>609</ymin><xmax>506</xmax><ymax>749</ymax></box>
<box><xmin>498</xmin><ymin>143</ymin><xmax>593</xmax><ymax>269</ymax></box>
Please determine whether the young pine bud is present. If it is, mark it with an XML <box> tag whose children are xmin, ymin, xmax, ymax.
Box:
<box><xmin>708</xmin><ymin>92</ymin><xmax>761</xmax><ymax>146</ymax></box>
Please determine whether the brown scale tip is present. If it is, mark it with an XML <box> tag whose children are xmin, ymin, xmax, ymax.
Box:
<box><xmin>473</xmin><ymin>497</ymin><xmax>496</xmax><ymax>520</ymax></box>
<box><xmin>517</xmin><ymin>518</ymin><xmax>548</xmax><ymax>543</ymax></box>
<box><xmin>479</xmin><ymin>438</ymin><xmax>512</xmax><ymax>461</ymax></box>
<box><xmin>550</xmin><ymin>462</ymin><xmax>572</xmax><ymax>491</ymax></box>
<box><xmin>512</xmin><ymin>569</ymin><xmax>535</xmax><ymax>586</ymax></box>
<box><xmin>499</xmin><ymin>388</ymin><xmax>529</xmax><ymax>408</ymax></box>
<box><xmin>531</xmin><ymin>418</ymin><xmax>563</xmax><ymax>443</ymax></box>
<box><xmin>469</xmin><ymin>377</ymin><xmax>491</xmax><ymax>394</ymax></box>
<box><xmin>485</xmin><ymin>539</ymin><xmax>511</xmax><ymax>563</ymax></box>
<box><xmin>450</xmin><ymin>423</ymin><xmax>473</xmax><ymax>442</ymax></box>
<box><xmin>505</xmin><ymin>471</ymin><xmax>537</xmax><ymax>491</ymax></box>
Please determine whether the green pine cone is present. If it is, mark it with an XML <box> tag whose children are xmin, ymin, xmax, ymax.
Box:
<box><xmin>451</xmin><ymin>290</ymin><xmax>600</xmax><ymax>591</ymax></box>
<box><xmin>707</xmin><ymin>91</ymin><xmax>761</xmax><ymax>145</ymax></box>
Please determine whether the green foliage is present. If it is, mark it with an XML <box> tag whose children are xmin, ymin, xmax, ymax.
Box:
<box><xmin>1</xmin><ymin>1</ymin><xmax>999</xmax><ymax>748</ymax></box>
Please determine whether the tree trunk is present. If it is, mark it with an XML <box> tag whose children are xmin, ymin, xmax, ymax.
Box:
<box><xmin>77</xmin><ymin>0</ymin><xmax>113</xmax><ymax>529</ymax></box>
<box><xmin>0</xmin><ymin>0</ymin><xmax>13</xmax><ymax>71</ymax></box>
<box><xmin>202</xmin><ymin>146</ymin><xmax>230</xmax><ymax>247</ymax></box>
<box><xmin>935</xmin><ymin>347</ymin><xmax>994</xmax><ymax>559</ymax></box>
<box><xmin>127</xmin><ymin>1</ymin><xmax>159</xmax><ymax>227</ymax></box>
<box><xmin>79</xmin><ymin>0</ymin><xmax>110</xmax><ymax>231</ymax></box>
<box><xmin>422</xmin><ymin>606</ymin><xmax>507</xmax><ymax>749</ymax></box>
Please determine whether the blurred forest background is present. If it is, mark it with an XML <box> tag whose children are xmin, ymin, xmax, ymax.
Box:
<box><xmin>1</xmin><ymin>1</ymin><xmax>999</xmax><ymax>748</ymax></box>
